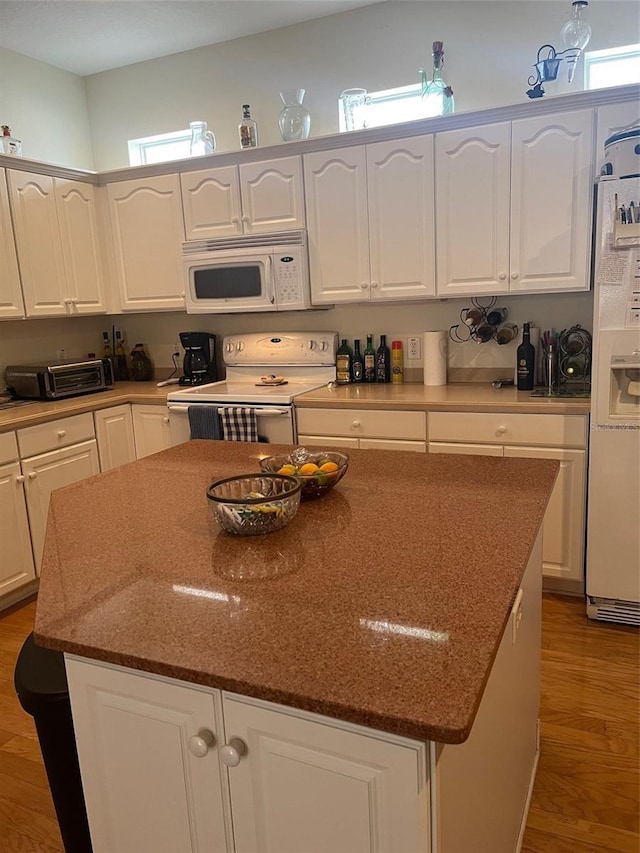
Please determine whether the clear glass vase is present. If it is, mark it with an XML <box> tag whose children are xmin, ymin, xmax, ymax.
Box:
<box><xmin>278</xmin><ymin>89</ymin><xmax>311</xmax><ymax>142</ymax></box>
<box><xmin>189</xmin><ymin>121</ymin><xmax>215</xmax><ymax>156</ymax></box>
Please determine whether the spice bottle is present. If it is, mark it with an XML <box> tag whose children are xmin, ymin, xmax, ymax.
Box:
<box><xmin>391</xmin><ymin>340</ymin><xmax>404</xmax><ymax>384</ymax></box>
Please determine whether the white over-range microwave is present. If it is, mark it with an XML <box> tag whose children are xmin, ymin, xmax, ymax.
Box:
<box><xmin>183</xmin><ymin>231</ymin><xmax>312</xmax><ymax>314</ymax></box>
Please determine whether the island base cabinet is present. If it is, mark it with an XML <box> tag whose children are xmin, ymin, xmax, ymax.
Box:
<box><xmin>222</xmin><ymin>695</ymin><xmax>428</xmax><ymax>853</ymax></box>
<box><xmin>65</xmin><ymin>659</ymin><xmax>230</xmax><ymax>853</ymax></box>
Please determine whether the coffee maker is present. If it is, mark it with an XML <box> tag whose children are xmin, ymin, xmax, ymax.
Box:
<box><xmin>178</xmin><ymin>332</ymin><xmax>217</xmax><ymax>386</ymax></box>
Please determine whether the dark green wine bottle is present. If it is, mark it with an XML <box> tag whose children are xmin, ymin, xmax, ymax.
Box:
<box><xmin>336</xmin><ymin>338</ymin><xmax>353</xmax><ymax>384</ymax></box>
<box><xmin>351</xmin><ymin>339</ymin><xmax>363</xmax><ymax>382</ymax></box>
<box><xmin>363</xmin><ymin>334</ymin><xmax>376</xmax><ymax>383</ymax></box>
<box><xmin>376</xmin><ymin>334</ymin><xmax>391</xmax><ymax>383</ymax></box>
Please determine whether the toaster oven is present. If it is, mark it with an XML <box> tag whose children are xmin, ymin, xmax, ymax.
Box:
<box><xmin>5</xmin><ymin>358</ymin><xmax>114</xmax><ymax>400</ymax></box>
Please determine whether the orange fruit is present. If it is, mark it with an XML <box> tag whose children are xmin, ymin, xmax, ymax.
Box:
<box><xmin>299</xmin><ymin>462</ymin><xmax>320</xmax><ymax>476</ymax></box>
<box><xmin>319</xmin><ymin>461</ymin><xmax>339</xmax><ymax>473</ymax></box>
<box><xmin>277</xmin><ymin>464</ymin><xmax>297</xmax><ymax>475</ymax></box>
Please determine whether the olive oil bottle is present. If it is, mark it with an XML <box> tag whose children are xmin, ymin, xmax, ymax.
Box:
<box><xmin>336</xmin><ymin>338</ymin><xmax>353</xmax><ymax>384</ymax></box>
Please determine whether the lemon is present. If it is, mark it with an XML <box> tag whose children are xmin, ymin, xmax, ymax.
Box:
<box><xmin>319</xmin><ymin>461</ymin><xmax>339</xmax><ymax>473</ymax></box>
<box><xmin>277</xmin><ymin>464</ymin><xmax>297</xmax><ymax>475</ymax></box>
<box><xmin>299</xmin><ymin>462</ymin><xmax>320</xmax><ymax>476</ymax></box>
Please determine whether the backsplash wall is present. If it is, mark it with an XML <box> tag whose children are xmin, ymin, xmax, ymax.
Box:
<box><xmin>0</xmin><ymin>291</ymin><xmax>591</xmax><ymax>387</ymax></box>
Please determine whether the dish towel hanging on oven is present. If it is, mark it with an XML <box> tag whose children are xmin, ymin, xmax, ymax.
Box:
<box><xmin>188</xmin><ymin>406</ymin><xmax>222</xmax><ymax>440</ymax></box>
<box><xmin>219</xmin><ymin>407</ymin><xmax>259</xmax><ymax>442</ymax></box>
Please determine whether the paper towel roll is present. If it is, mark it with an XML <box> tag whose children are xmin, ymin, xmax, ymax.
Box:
<box><xmin>423</xmin><ymin>331</ymin><xmax>448</xmax><ymax>386</ymax></box>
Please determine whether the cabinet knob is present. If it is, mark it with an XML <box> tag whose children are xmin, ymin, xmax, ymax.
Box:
<box><xmin>188</xmin><ymin>729</ymin><xmax>215</xmax><ymax>758</ymax></box>
<box><xmin>241</xmin><ymin>215</ymin><xmax>250</xmax><ymax>223</ymax></box>
<box><xmin>72</xmin><ymin>298</ymin><xmax>79</xmax><ymax>304</ymax></box>
<box><xmin>360</xmin><ymin>282</ymin><xmax>368</xmax><ymax>290</ymax></box>
<box><xmin>162</xmin><ymin>417</ymin><xmax>170</xmax><ymax>424</ymax></box>
<box><xmin>64</xmin><ymin>297</ymin><xmax>72</xmax><ymax>305</ymax></box>
<box><xmin>510</xmin><ymin>272</ymin><xmax>519</xmax><ymax>280</ymax></box>
<box><xmin>28</xmin><ymin>471</ymin><xmax>37</xmax><ymax>480</ymax></box>
<box><xmin>351</xmin><ymin>420</ymin><xmax>361</xmax><ymax>429</ymax></box>
<box><xmin>180</xmin><ymin>292</ymin><xmax>185</xmax><ymax>300</ymax></box>
<box><xmin>498</xmin><ymin>273</ymin><xmax>507</xmax><ymax>281</ymax></box>
<box><xmin>57</xmin><ymin>429</ymin><xmax>67</xmax><ymax>438</ymax></box>
<box><xmin>495</xmin><ymin>425</ymin><xmax>507</xmax><ymax>436</ymax></box>
<box><xmin>370</xmin><ymin>281</ymin><xmax>379</xmax><ymax>288</ymax></box>
<box><xmin>231</xmin><ymin>216</ymin><xmax>240</xmax><ymax>224</ymax></box>
<box><xmin>16</xmin><ymin>474</ymin><xmax>25</xmax><ymax>483</ymax></box>
<box><xmin>220</xmin><ymin>737</ymin><xmax>247</xmax><ymax>767</ymax></box>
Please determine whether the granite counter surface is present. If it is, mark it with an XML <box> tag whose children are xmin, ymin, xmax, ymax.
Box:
<box><xmin>34</xmin><ymin>440</ymin><xmax>558</xmax><ymax>744</ymax></box>
<box><xmin>295</xmin><ymin>382</ymin><xmax>591</xmax><ymax>415</ymax></box>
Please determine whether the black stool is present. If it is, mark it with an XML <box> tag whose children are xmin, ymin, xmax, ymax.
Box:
<box><xmin>14</xmin><ymin>632</ymin><xmax>93</xmax><ymax>853</ymax></box>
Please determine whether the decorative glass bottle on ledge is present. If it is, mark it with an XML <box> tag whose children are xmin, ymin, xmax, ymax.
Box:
<box><xmin>419</xmin><ymin>41</ymin><xmax>455</xmax><ymax>118</ymax></box>
<box><xmin>278</xmin><ymin>89</ymin><xmax>311</xmax><ymax>141</ymax></box>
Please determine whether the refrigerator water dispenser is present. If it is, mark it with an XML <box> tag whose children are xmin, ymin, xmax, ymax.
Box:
<box><xmin>609</xmin><ymin>353</ymin><xmax>640</xmax><ymax>416</ymax></box>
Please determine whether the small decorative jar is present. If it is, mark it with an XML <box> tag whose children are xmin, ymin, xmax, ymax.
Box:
<box><xmin>278</xmin><ymin>89</ymin><xmax>311</xmax><ymax>142</ymax></box>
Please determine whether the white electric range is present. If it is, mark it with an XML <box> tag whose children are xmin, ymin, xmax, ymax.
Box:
<box><xmin>167</xmin><ymin>331</ymin><xmax>338</xmax><ymax>444</ymax></box>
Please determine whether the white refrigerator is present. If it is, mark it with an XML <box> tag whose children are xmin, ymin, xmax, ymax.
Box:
<box><xmin>586</xmin><ymin>176</ymin><xmax>640</xmax><ymax>625</ymax></box>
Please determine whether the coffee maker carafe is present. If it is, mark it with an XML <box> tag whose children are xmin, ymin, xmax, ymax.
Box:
<box><xmin>179</xmin><ymin>332</ymin><xmax>217</xmax><ymax>386</ymax></box>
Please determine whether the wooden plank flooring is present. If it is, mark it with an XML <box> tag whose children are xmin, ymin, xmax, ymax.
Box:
<box><xmin>0</xmin><ymin>593</ymin><xmax>638</xmax><ymax>853</ymax></box>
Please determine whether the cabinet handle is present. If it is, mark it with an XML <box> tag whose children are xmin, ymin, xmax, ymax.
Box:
<box><xmin>64</xmin><ymin>297</ymin><xmax>72</xmax><ymax>305</ymax></box>
<box><xmin>16</xmin><ymin>474</ymin><xmax>25</xmax><ymax>483</ymax></box>
<box><xmin>220</xmin><ymin>737</ymin><xmax>247</xmax><ymax>767</ymax></box>
<box><xmin>510</xmin><ymin>272</ymin><xmax>519</xmax><ymax>280</ymax></box>
<box><xmin>57</xmin><ymin>429</ymin><xmax>67</xmax><ymax>438</ymax></box>
<box><xmin>351</xmin><ymin>420</ymin><xmax>361</xmax><ymax>429</ymax></box>
<box><xmin>28</xmin><ymin>472</ymin><xmax>37</xmax><ymax>480</ymax></box>
<box><xmin>498</xmin><ymin>273</ymin><xmax>507</xmax><ymax>281</ymax></box>
<box><xmin>188</xmin><ymin>729</ymin><xmax>215</xmax><ymax>758</ymax></box>
<box><xmin>495</xmin><ymin>425</ymin><xmax>507</xmax><ymax>436</ymax></box>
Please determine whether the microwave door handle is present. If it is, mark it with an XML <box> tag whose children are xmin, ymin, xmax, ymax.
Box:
<box><xmin>267</xmin><ymin>255</ymin><xmax>275</xmax><ymax>305</ymax></box>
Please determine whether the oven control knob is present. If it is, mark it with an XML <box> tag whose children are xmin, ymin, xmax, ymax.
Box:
<box><xmin>307</xmin><ymin>340</ymin><xmax>316</xmax><ymax>350</ymax></box>
<box><xmin>236</xmin><ymin>342</ymin><xmax>244</xmax><ymax>352</ymax></box>
<box><xmin>319</xmin><ymin>340</ymin><xmax>328</xmax><ymax>351</ymax></box>
<box><xmin>225</xmin><ymin>341</ymin><xmax>234</xmax><ymax>353</ymax></box>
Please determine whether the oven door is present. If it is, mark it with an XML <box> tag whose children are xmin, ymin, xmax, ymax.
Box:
<box><xmin>167</xmin><ymin>403</ymin><xmax>295</xmax><ymax>446</ymax></box>
<box><xmin>184</xmin><ymin>250</ymin><xmax>275</xmax><ymax>314</ymax></box>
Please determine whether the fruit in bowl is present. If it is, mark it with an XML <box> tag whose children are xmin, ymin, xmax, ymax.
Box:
<box><xmin>259</xmin><ymin>449</ymin><xmax>349</xmax><ymax>500</ymax></box>
<box><xmin>207</xmin><ymin>473</ymin><xmax>301</xmax><ymax>535</ymax></box>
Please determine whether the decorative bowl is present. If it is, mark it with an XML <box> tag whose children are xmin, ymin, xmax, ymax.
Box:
<box><xmin>206</xmin><ymin>473</ymin><xmax>301</xmax><ymax>536</ymax></box>
<box><xmin>259</xmin><ymin>449</ymin><xmax>350</xmax><ymax>500</ymax></box>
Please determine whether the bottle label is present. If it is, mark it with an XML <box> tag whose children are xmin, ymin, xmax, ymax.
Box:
<box><xmin>336</xmin><ymin>354</ymin><xmax>351</xmax><ymax>383</ymax></box>
<box><xmin>352</xmin><ymin>362</ymin><xmax>363</xmax><ymax>381</ymax></box>
<box><xmin>364</xmin><ymin>354</ymin><xmax>375</xmax><ymax>381</ymax></box>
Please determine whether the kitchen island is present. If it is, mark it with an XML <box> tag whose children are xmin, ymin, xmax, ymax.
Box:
<box><xmin>35</xmin><ymin>440</ymin><xmax>558</xmax><ymax>853</ymax></box>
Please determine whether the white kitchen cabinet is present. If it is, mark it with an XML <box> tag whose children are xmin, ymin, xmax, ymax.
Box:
<box><xmin>224</xmin><ymin>694</ymin><xmax>426</xmax><ymax>853</ymax></box>
<box><xmin>428</xmin><ymin>411</ymin><xmax>588</xmax><ymax>590</ymax></box>
<box><xmin>181</xmin><ymin>156</ymin><xmax>305</xmax><ymax>240</ymax></box>
<box><xmin>296</xmin><ymin>407</ymin><xmax>427</xmax><ymax>452</ymax></box>
<box><xmin>0</xmin><ymin>169</ymin><xmax>25</xmax><ymax>319</ymax></box>
<box><xmin>435</xmin><ymin>109</ymin><xmax>593</xmax><ymax>296</ymax></box>
<box><xmin>132</xmin><ymin>404</ymin><xmax>172</xmax><ymax>458</ymax></box>
<box><xmin>0</xmin><ymin>433</ymin><xmax>36</xmax><ymax>599</ymax></box>
<box><xmin>7</xmin><ymin>170</ymin><xmax>106</xmax><ymax>316</ymax></box>
<box><xmin>65</xmin><ymin>658</ymin><xmax>229</xmax><ymax>853</ymax></box>
<box><xmin>94</xmin><ymin>405</ymin><xmax>136</xmax><ymax>471</ymax></box>
<box><xmin>65</xmin><ymin>657</ymin><xmax>427</xmax><ymax>853</ymax></box>
<box><xmin>18</xmin><ymin>414</ymin><xmax>100</xmax><ymax>573</ymax></box>
<box><xmin>304</xmin><ymin>136</ymin><xmax>435</xmax><ymax>305</ymax></box>
<box><xmin>107</xmin><ymin>174</ymin><xmax>186</xmax><ymax>312</ymax></box>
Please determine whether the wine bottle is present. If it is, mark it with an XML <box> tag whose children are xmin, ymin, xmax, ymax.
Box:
<box><xmin>102</xmin><ymin>331</ymin><xmax>116</xmax><ymax>379</ymax></box>
<box><xmin>351</xmin><ymin>339</ymin><xmax>363</xmax><ymax>383</ymax></box>
<box><xmin>239</xmin><ymin>104</ymin><xmax>258</xmax><ymax>149</ymax></box>
<box><xmin>115</xmin><ymin>331</ymin><xmax>129</xmax><ymax>381</ymax></box>
<box><xmin>516</xmin><ymin>322</ymin><xmax>535</xmax><ymax>391</ymax></box>
<box><xmin>376</xmin><ymin>334</ymin><xmax>391</xmax><ymax>383</ymax></box>
<box><xmin>363</xmin><ymin>334</ymin><xmax>376</xmax><ymax>383</ymax></box>
<box><xmin>336</xmin><ymin>338</ymin><xmax>353</xmax><ymax>384</ymax></box>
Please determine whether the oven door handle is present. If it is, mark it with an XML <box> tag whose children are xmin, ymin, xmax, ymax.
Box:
<box><xmin>168</xmin><ymin>404</ymin><xmax>290</xmax><ymax>417</ymax></box>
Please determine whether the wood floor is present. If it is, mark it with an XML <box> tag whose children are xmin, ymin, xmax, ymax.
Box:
<box><xmin>0</xmin><ymin>594</ymin><xmax>638</xmax><ymax>853</ymax></box>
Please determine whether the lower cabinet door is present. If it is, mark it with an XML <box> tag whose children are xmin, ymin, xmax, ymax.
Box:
<box><xmin>0</xmin><ymin>461</ymin><xmax>36</xmax><ymax>596</ymax></box>
<box><xmin>504</xmin><ymin>445</ymin><xmax>586</xmax><ymax>584</ymax></box>
<box><xmin>132</xmin><ymin>404</ymin><xmax>171</xmax><ymax>458</ymax></box>
<box><xmin>94</xmin><ymin>404</ymin><xmax>136</xmax><ymax>471</ymax></box>
<box><xmin>22</xmin><ymin>440</ymin><xmax>100</xmax><ymax>572</ymax></box>
<box><xmin>222</xmin><ymin>695</ymin><xmax>428</xmax><ymax>853</ymax></box>
<box><xmin>65</xmin><ymin>658</ymin><xmax>229</xmax><ymax>853</ymax></box>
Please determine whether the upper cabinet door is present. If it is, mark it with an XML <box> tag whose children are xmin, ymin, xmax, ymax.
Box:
<box><xmin>108</xmin><ymin>175</ymin><xmax>186</xmax><ymax>312</ymax></box>
<box><xmin>435</xmin><ymin>123</ymin><xmax>511</xmax><ymax>296</ymax></box>
<box><xmin>181</xmin><ymin>165</ymin><xmax>242</xmax><ymax>240</ymax></box>
<box><xmin>55</xmin><ymin>178</ymin><xmax>107</xmax><ymax>314</ymax></box>
<box><xmin>304</xmin><ymin>146</ymin><xmax>370</xmax><ymax>304</ymax></box>
<box><xmin>239</xmin><ymin>156</ymin><xmax>305</xmax><ymax>234</ymax></box>
<box><xmin>509</xmin><ymin>109</ymin><xmax>593</xmax><ymax>294</ymax></box>
<box><xmin>0</xmin><ymin>169</ymin><xmax>24</xmax><ymax>319</ymax></box>
<box><xmin>367</xmin><ymin>136</ymin><xmax>436</xmax><ymax>300</ymax></box>
<box><xmin>7</xmin><ymin>169</ymin><xmax>68</xmax><ymax>316</ymax></box>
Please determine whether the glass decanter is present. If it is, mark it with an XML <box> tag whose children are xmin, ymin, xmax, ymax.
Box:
<box><xmin>560</xmin><ymin>0</ymin><xmax>591</xmax><ymax>83</ymax></box>
<box><xmin>419</xmin><ymin>41</ymin><xmax>454</xmax><ymax>118</ymax></box>
<box><xmin>278</xmin><ymin>89</ymin><xmax>311</xmax><ymax>142</ymax></box>
<box><xmin>189</xmin><ymin>121</ymin><xmax>215</xmax><ymax>156</ymax></box>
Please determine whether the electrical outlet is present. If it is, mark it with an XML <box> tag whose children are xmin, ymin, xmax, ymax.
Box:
<box><xmin>407</xmin><ymin>336</ymin><xmax>421</xmax><ymax>360</ymax></box>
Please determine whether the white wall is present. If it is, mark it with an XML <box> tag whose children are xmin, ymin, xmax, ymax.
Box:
<box><xmin>0</xmin><ymin>47</ymin><xmax>94</xmax><ymax>169</ymax></box>
<box><xmin>85</xmin><ymin>0</ymin><xmax>640</xmax><ymax>171</ymax></box>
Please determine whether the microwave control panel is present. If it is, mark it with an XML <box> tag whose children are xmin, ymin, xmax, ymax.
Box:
<box><xmin>273</xmin><ymin>248</ymin><xmax>309</xmax><ymax>308</ymax></box>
